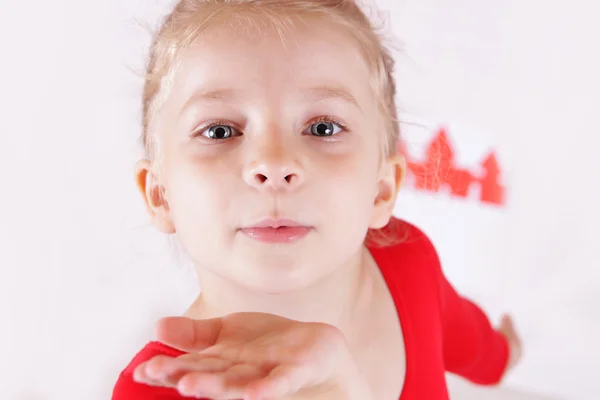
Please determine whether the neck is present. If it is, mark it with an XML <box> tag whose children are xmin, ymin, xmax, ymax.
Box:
<box><xmin>184</xmin><ymin>246</ymin><xmax>376</xmax><ymax>340</ymax></box>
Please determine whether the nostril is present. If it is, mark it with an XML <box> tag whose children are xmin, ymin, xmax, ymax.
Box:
<box><xmin>255</xmin><ymin>174</ymin><xmax>268</xmax><ymax>184</ymax></box>
<box><xmin>251</xmin><ymin>172</ymin><xmax>299</xmax><ymax>187</ymax></box>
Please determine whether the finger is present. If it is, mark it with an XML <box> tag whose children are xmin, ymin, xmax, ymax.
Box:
<box><xmin>245</xmin><ymin>364</ymin><xmax>311</xmax><ymax>400</ymax></box>
<box><xmin>498</xmin><ymin>315</ymin><xmax>510</xmax><ymax>333</ymax></box>
<box><xmin>500</xmin><ymin>315</ymin><xmax>518</xmax><ymax>338</ymax></box>
<box><xmin>176</xmin><ymin>354</ymin><xmax>236</xmax><ymax>372</ymax></box>
<box><xmin>163</xmin><ymin>355</ymin><xmax>238</xmax><ymax>387</ymax></box>
<box><xmin>199</xmin><ymin>341</ymin><xmax>285</xmax><ymax>365</ymax></box>
<box><xmin>133</xmin><ymin>356</ymin><xmax>175</xmax><ymax>387</ymax></box>
<box><xmin>133</xmin><ymin>366</ymin><xmax>167</xmax><ymax>387</ymax></box>
<box><xmin>176</xmin><ymin>363</ymin><xmax>266</xmax><ymax>399</ymax></box>
<box><xmin>133</xmin><ymin>374</ymin><xmax>170</xmax><ymax>388</ymax></box>
<box><xmin>138</xmin><ymin>354</ymin><xmax>237</xmax><ymax>387</ymax></box>
<box><xmin>501</xmin><ymin>314</ymin><xmax>513</xmax><ymax>327</ymax></box>
<box><xmin>156</xmin><ymin>316</ymin><xmax>223</xmax><ymax>352</ymax></box>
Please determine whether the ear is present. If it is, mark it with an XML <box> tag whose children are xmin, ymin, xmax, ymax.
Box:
<box><xmin>370</xmin><ymin>154</ymin><xmax>406</xmax><ymax>229</ymax></box>
<box><xmin>134</xmin><ymin>159</ymin><xmax>176</xmax><ymax>234</ymax></box>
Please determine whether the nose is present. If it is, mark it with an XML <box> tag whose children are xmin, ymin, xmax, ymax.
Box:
<box><xmin>243</xmin><ymin>145</ymin><xmax>304</xmax><ymax>192</ymax></box>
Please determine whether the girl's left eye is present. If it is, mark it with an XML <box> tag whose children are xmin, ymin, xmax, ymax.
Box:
<box><xmin>198</xmin><ymin>124</ymin><xmax>241</xmax><ymax>140</ymax></box>
<box><xmin>304</xmin><ymin>120</ymin><xmax>344</xmax><ymax>137</ymax></box>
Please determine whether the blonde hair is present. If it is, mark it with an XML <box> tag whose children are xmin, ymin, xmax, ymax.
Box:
<box><xmin>141</xmin><ymin>0</ymin><xmax>403</xmax><ymax>246</ymax></box>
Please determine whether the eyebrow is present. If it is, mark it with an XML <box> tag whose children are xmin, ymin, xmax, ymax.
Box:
<box><xmin>303</xmin><ymin>86</ymin><xmax>363</xmax><ymax>112</ymax></box>
<box><xmin>179</xmin><ymin>85</ymin><xmax>362</xmax><ymax>116</ymax></box>
<box><xmin>192</xmin><ymin>88</ymin><xmax>238</xmax><ymax>102</ymax></box>
<box><xmin>180</xmin><ymin>88</ymin><xmax>239</xmax><ymax>115</ymax></box>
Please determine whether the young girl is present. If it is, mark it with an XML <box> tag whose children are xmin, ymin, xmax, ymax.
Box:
<box><xmin>112</xmin><ymin>0</ymin><xmax>522</xmax><ymax>399</ymax></box>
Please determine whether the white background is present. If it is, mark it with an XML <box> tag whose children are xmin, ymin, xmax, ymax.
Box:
<box><xmin>1</xmin><ymin>0</ymin><xmax>598</xmax><ymax>399</ymax></box>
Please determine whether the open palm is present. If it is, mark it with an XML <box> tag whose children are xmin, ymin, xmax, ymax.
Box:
<box><xmin>133</xmin><ymin>312</ymin><xmax>365</xmax><ymax>399</ymax></box>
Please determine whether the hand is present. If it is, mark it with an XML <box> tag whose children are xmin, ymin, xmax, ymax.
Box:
<box><xmin>498</xmin><ymin>314</ymin><xmax>522</xmax><ymax>373</ymax></box>
<box><xmin>133</xmin><ymin>312</ymin><xmax>372</xmax><ymax>400</ymax></box>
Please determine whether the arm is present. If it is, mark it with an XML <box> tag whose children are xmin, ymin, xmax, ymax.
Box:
<box><xmin>437</xmin><ymin>272</ymin><xmax>511</xmax><ymax>384</ymax></box>
<box><xmin>410</xmin><ymin>223</ymin><xmax>517</xmax><ymax>384</ymax></box>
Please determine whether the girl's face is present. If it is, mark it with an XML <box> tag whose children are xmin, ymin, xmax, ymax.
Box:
<box><xmin>137</xmin><ymin>19</ymin><xmax>402</xmax><ymax>293</ymax></box>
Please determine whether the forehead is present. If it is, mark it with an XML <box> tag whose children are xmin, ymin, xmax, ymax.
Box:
<box><xmin>167</xmin><ymin>17</ymin><xmax>375</xmax><ymax>107</ymax></box>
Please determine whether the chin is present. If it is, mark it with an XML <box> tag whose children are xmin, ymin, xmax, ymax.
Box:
<box><xmin>237</xmin><ymin>260</ymin><xmax>318</xmax><ymax>294</ymax></box>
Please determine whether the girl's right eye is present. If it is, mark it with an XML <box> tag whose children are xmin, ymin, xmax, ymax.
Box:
<box><xmin>197</xmin><ymin>123</ymin><xmax>241</xmax><ymax>140</ymax></box>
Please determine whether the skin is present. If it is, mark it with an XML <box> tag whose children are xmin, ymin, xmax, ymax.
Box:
<box><xmin>132</xmin><ymin>17</ymin><xmax>521</xmax><ymax>400</ymax></box>
<box><xmin>136</xmin><ymin>19</ymin><xmax>403</xmax><ymax>329</ymax></box>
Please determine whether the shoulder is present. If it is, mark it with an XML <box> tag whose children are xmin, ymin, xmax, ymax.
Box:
<box><xmin>368</xmin><ymin>217</ymin><xmax>441</xmax><ymax>266</ymax></box>
<box><xmin>369</xmin><ymin>218</ymin><xmax>447</xmax><ymax>315</ymax></box>
<box><xmin>111</xmin><ymin>341</ymin><xmax>186</xmax><ymax>400</ymax></box>
<box><xmin>367</xmin><ymin>217</ymin><xmax>445</xmax><ymax>297</ymax></box>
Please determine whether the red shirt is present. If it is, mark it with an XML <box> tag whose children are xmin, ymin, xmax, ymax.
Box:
<box><xmin>112</xmin><ymin>220</ymin><xmax>509</xmax><ymax>399</ymax></box>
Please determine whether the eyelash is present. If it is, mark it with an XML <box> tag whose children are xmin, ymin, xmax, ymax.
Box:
<box><xmin>192</xmin><ymin>116</ymin><xmax>348</xmax><ymax>140</ymax></box>
<box><xmin>192</xmin><ymin>119</ymin><xmax>241</xmax><ymax>139</ymax></box>
<box><xmin>306</xmin><ymin>116</ymin><xmax>348</xmax><ymax>137</ymax></box>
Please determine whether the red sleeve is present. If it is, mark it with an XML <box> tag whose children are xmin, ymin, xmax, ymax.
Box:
<box><xmin>411</xmin><ymin>224</ymin><xmax>510</xmax><ymax>385</ymax></box>
<box><xmin>438</xmin><ymin>272</ymin><xmax>510</xmax><ymax>384</ymax></box>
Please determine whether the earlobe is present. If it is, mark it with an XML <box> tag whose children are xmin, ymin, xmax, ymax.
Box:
<box><xmin>134</xmin><ymin>159</ymin><xmax>176</xmax><ymax>234</ymax></box>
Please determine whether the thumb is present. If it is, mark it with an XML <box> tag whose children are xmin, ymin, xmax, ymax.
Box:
<box><xmin>155</xmin><ymin>316</ymin><xmax>223</xmax><ymax>352</ymax></box>
<box><xmin>499</xmin><ymin>314</ymin><xmax>515</xmax><ymax>336</ymax></box>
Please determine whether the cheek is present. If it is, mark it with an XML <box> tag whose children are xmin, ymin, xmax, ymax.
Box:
<box><xmin>166</xmin><ymin>149</ymin><xmax>238</xmax><ymax>208</ymax></box>
<box><xmin>316</xmin><ymin>150</ymin><xmax>379</xmax><ymax>223</ymax></box>
<box><xmin>307</xmin><ymin>153</ymin><xmax>378</xmax><ymax>262</ymax></box>
<box><xmin>164</xmin><ymin>157</ymin><xmax>237</xmax><ymax>252</ymax></box>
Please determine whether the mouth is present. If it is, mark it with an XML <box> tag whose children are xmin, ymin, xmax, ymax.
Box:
<box><xmin>239</xmin><ymin>218</ymin><xmax>312</xmax><ymax>243</ymax></box>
